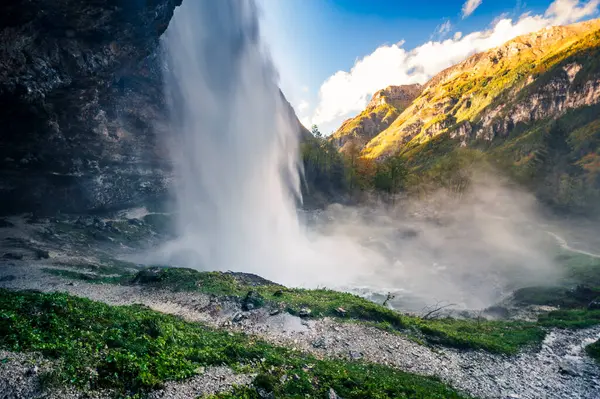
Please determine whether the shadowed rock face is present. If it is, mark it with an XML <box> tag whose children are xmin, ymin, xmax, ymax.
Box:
<box><xmin>0</xmin><ymin>0</ymin><xmax>182</xmax><ymax>215</ymax></box>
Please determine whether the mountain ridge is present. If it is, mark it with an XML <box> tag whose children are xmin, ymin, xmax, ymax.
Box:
<box><xmin>362</xmin><ymin>18</ymin><xmax>600</xmax><ymax>158</ymax></box>
<box><xmin>329</xmin><ymin>84</ymin><xmax>422</xmax><ymax>153</ymax></box>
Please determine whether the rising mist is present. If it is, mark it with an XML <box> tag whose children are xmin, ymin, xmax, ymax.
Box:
<box><xmin>158</xmin><ymin>0</ymin><xmax>563</xmax><ymax>312</ymax></box>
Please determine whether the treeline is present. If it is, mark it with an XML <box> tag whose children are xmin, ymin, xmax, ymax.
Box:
<box><xmin>300</xmin><ymin>125</ymin><xmax>415</xmax><ymax>204</ymax></box>
<box><xmin>300</xmin><ymin>125</ymin><xmax>493</xmax><ymax>206</ymax></box>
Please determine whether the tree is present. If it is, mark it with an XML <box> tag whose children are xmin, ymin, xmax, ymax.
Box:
<box><xmin>311</xmin><ymin>124</ymin><xmax>323</xmax><ymax>139</ymax></box>
<box><xmin>373</xmin><ymin>155</ymin><xmax>408</xmax><ymax>196</ymax></box>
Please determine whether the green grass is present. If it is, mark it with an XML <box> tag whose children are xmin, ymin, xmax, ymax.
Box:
<box><xmin>586</xmin><ymin>339</ymin><xmax>600</xmax><ymax>363</ymax></box>
<box><xmin>42</xmin><ymin>268</ymin><xmax>131</xmax><ymax>285</ymax></box>
<box><xmin>537</xmin><ymin>309</ymin><xmax>600</xmax><ymax>329</ymax></box>
<box><xmin>0</xmin><ymin>289</ymin><xmax>470</xmax><ymax>398</ymax></box>
<box><xmin>43</xmin><ymin>266</ymin><xmax>546</xmax><ymax>355</ymax></box>
<box><xmin>511</xmin><ymin>285</ymin><xmax>600</xmax><ymax>309</ymax></box>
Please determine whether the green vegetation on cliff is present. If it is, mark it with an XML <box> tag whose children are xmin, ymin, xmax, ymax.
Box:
<box><xmin>314</xmin><ymin>20</ymin><xmax>600</xmax><ymax>212</ymax></box>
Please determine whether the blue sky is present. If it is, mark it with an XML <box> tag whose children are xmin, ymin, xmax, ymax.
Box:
<box><xmin>258</xmin><ymin>0</ymin><xmax>600</xmax><ymax>134</ymax></box>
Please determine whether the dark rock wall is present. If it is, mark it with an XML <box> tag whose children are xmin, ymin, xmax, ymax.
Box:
<box><xmin>0</xmin><ymin>0</ymin><xmax>182</xmax><ymax>215</ymax></box>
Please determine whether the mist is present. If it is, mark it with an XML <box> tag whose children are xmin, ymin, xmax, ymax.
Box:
<box><xmin>157</xmin><ymin>0</ymin><xmax>564</xmax><ymax>312</ymax></box>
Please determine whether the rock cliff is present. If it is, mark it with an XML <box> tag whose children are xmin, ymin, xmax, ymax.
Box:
<box><xmin>0</xmin><ymin>0</ymin><xmax>184</xmax><ymax>215</ymax></box>
<box><xmin>329</xmin><ymin>84</ymin><xmax>422</xmax><ymax>153</ymax></box>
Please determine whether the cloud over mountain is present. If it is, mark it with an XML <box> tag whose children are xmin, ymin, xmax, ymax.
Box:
<box><xmin>303</xmin><ymin>0</ymin><xmax>599</xmax><ymax>134</ymax></box>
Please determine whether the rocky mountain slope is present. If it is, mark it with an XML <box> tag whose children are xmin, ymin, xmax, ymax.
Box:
<box><xmin>363</xmin><ymin>19</ymin><xmax>600</xmax><ymax>158</ymax></box>
<box><xmin>334</xmin><ymin>19</ymin><xmax>600</xmax><ymax>211</ymax></box>
<box><xmin>329</xmin><ymin>84</ymin><xmax>422</xmax><ymax>153</ymax></box>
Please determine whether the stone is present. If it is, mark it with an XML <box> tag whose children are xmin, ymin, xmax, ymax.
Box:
<box><xmin>335</xmin><ymin>307</ymin><xmax>347</xmax><ymax>316</ymax></box>
<box><xmin>131</xmin><ymin>268</ymin><xmax>163</xmax><ymax>284</ymax></box>
<box><xmin>256</xmin><ymin>388</ymin><xmax>275</xmax><ymax>399</ymax></box>
<box><xmin>242</xmin><ymin>290</ymin><xmax>264</xmax><ymax>311</ymax></box>
<box><xmin>0</xmin><ymin>219</ymin><xmax>14</xmax><ymax>228</ymax></box>
<box><xmin>349</xmin><ymin>351</ymin><xmax>363</xmax><ymax>360</ymax></box>
<box><xmin>558</xmin><ymin>361</ymin><xmax>580</xmax><ymax>377</ymax></box>
<box><xmin>33</xmin><ymin>248</ymin><xmax>50</xmax><ymax>259</ymax></box>
<box><xmin>232</xmin><ymin>313</ymin><xmax>246</xmax><ymax>323</ymax></box>
<box><xmin>312</xmin><ymin>337</ymin><xmax>330</xmax><ymax>349</ymax></box>
<box><xmin>588</xmin><ymin>298</ymin><xmax>600</xmax><ymax>310</ymax></box>
<box><xmin>298</xmin><ymin>308</ymin><xmax>311</xmax><ymax>318</ymax></box>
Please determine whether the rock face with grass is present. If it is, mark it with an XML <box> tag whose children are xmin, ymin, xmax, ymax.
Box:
<box><xmin>363</xmin><ymin>20</ymin><xmax>600</xmax><ymax>158</ymax></box>
<box><xmin>332</xmin><ymin>19</ymin><xmax>600</xmax><ymax>211</ymax></box>
<box><xmin>330</xmin><ymin>84</ymin><xmax>422</xmax><ymax>153</ymax></box>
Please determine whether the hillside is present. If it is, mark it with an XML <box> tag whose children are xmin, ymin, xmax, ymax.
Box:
<box><xmin>329</xmin><ymin>84</ymin><xmax>422</xmax><ymax>153</ymax></box>
<box><xmin>352</xmin><ymin>19</ymin><xmax>600</xmax><ymax>211</ymax></box>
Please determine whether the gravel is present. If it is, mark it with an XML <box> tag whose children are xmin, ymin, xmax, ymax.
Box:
<box><xmin>1</xmin><ymin>214</ymin><xmax>600</xmax><ymax>399</ymax></box>
<box><xmin>2</xmin><ymin>261</ymin><xmax>600</xmax><ymax>399</ymax></box>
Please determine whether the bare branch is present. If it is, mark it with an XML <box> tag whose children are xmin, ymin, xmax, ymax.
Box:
<box><xmin>420</xmin><ymin>300</ymin><xmax>456</xmax><ymax>320</ymax></box>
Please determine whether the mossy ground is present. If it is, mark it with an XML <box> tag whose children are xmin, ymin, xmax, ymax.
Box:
<box><xmin>586</xmin><ymin>339</ymin><xmax>600</xmax><ymax>363</ymax></box>
<box><xmin>42</xmin><ymin>265</ymin><xmax>546</xmax><ymax>355</ymax></box>
<box><xmin>40</xmin><ymin>249</ymin><xmax>600</xmax><ymax>356</ymax></box>
<box><xmin>0</xmin><ymin>289</ymin><xmax>470</xmax><ymax>398</ymax></box>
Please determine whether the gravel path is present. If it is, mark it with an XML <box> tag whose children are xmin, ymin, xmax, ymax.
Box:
<box><xmin>2</xmin><ymin>261</ymin><xmax>600</xmax><ymax>399</ymax></box>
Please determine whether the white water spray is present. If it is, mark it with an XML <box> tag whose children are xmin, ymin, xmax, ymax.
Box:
<box><xmin>158</xmin><ymin>0</ymin><xmax>562</xmax><ymax>309</ymax></box>
<box><xmin>160</xmin><ymin>0</ymin><xmax>376</xmax><ymax>286</ymax></box>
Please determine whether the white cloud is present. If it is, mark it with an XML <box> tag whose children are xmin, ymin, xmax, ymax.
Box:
<box><xmin>297</xmin><ymin>100</ymin><xmax>310</xmax><ymax>113</ymax></box>
<box><xmin>307</xmin><ymin>0</ymin><xmax>600</xmax><ymax>133</ymax></box>
<box><xmin>545</xmin><ymin>0</ymin><xmax>600</xmax><ymax>24</ymax></box>
<box><xmin>462</xmin><ymin>0</ymin><xmax>483</xmax><ymax>19</ymax></box>
<box><xmin>433</xmin><ymin>20</ymin><xmax>453</xmax><ymax>39</ymax></box>
<box><xmin>301</xmin><ymin>85</ymin><xmax>309</xmax><ymax>93</ymax></box>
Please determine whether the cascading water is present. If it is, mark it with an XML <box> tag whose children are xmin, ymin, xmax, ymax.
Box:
<box><xmin>159</xmin><ymin>0</ymin><xmax>376</xmax><ymax>287</ymax></box>
<box><xmin>158</xmin><ymin>0</ymin><xmax>561</xmax><ymax>308</ymax></box>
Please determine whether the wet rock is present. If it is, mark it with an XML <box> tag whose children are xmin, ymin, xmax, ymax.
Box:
<box><xmin>558</xmin><ymin>361</ymin><xmax>580</xmax><ymax>377</ymax></box>
<box><xmin>398</xmin><ymin>228</ymin><xmax>419</xmax><ymax>239</ymax></box>
<box><xmin>0</xmin><ymin>219</ymin><xmax>14</xmax><ymax>228</ymax></box>
<box><xmin>93</xmin><ymin>218</ymin><xmax>106</xmax><ymax>229</ymax></box>
<box><xmin>0</xmin><ymin>0</ymin><xmax>183</xmax><ymax>215</ymax></box>
<box><xmin>483</xmin><ymin>306</ymin><xmax>510</xmax><ymax>319</ymax></box>
<box><xmin>256</xmin><ymin>388</ymin><xmax>275</xmax><ymax>399</ymax></box>
<box><xmin>312</xmin><ymin>337</ymin><xmax>330</xmax><ymax>349</ymax></box>
<box><xmin>298</xmin><ymin>308</ymin><xmax>312</xmax><ymax>318</ymax></box>
<box><xmin>227</xmin><ymin>272</ymin><xmax>281</xmax><ymax>287</ymax></box>
<box><xmin>242</xmin><ymin>290</ymin><xmax>264</xmax><ymax>311</ymax></box>
<box><xmin>33</xmin><ymin>248</ymin><xmax>50</xmax><ymax>259</ymax></box>
<box><xmin>588</xmin><ymin>298</ymin><xmax>600</xmax><ymax>310</ymax></box>
<box><xmin>26</xmin><ymin>366</ymin><xmax>38</xmax><ymax>376</ymax></box>
<box><xmin>132</xmin><ymin>268</ymin><xmax>163</xmax><ymax>284</ymax></box>
<box><xmin>2</xmin><ymin>253</ymin><xmax>23</xmax><ymax>260</ymax></box>
<box><xmin>232</xmin><ymin>313</ymin><xmax>246</xmax><ymax>323</ymax></box>
<box><xmin>128</xmin><ymin>218</ymin><xmax>144</xmax><ymax>226</ymax></box>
